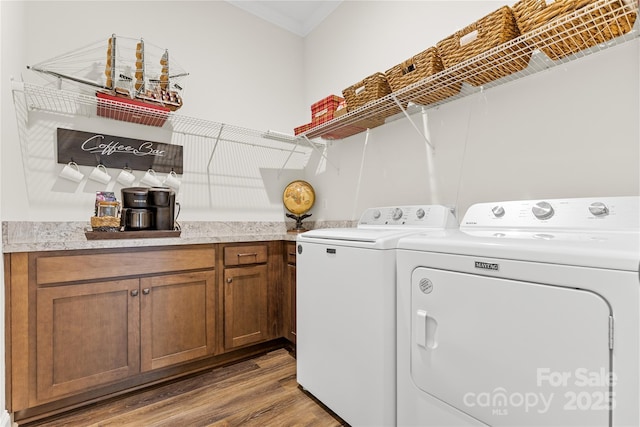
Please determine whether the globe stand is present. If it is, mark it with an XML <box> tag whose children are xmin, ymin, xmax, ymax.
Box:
<box><xmin>286</xmin><ymin>213</ymin><xmax>312</xmax><ymax>233</ymax></box>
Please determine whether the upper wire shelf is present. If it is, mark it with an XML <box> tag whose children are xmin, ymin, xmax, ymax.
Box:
<box><xmin>303</xmin><ymin>0</ymin><xmax>639</xmax><ymax>140</ymax></box>
<box><xmin>11</xmin><ymin>81</ymin><xmax>313</xmax><ymax>152</ymax></box>
<box><xmin>12</xmin><ymin>0</ymin><xmax>638</xmax><ymax>146</ymax></box>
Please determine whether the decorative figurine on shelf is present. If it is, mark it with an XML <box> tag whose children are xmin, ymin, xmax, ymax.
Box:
<box><xmin>26</xmin><ymin>34</ymin><xmax>189</xmax><ymax>127</ymax></box>
<box><xmin>283</xmin><ymin>180</ymin><xmax>316</xmax><ymax>233</ymax></box>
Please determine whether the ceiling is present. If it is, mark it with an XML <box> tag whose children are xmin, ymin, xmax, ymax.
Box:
<box><xmin>225</xmin><ymin>1</ymin><xmax>343</xmax><ymax>37</ymax></box>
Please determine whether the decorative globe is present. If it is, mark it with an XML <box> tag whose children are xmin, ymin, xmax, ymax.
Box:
<box><xmin>283</xmin><ymin>180</ymin><xmax>315</xmax><ymax>231</ymax></box>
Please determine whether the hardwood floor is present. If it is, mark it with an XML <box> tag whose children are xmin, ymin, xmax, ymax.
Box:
<box><xmin>23</xmin><ymin>349</ymin><xmax>347</xmax><ymax>427</ymax></box>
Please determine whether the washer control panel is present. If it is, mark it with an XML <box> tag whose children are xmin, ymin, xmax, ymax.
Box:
<box><xmin>358</xmin><ymin>205</ymin><xmax>457</xmax><ymax>228</ymax></box>
<box><xmin>462</xmin><ymin>197</ymin><xmax>639</xmax><ymax>231</ymax></box>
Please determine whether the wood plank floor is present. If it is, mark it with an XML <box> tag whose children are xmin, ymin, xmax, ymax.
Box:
<box><xmin>23</xmin><ymin>349</ymin><xmax>347</xmax><ymax>427</ymax></box>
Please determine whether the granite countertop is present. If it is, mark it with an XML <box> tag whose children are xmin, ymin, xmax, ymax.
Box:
<box><xmin>2</xmin><ymin>220</ymin><xmax>356</xmax><ymax>253</ymax></box>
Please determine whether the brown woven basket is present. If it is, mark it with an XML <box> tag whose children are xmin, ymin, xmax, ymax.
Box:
<box><xmin>385</xmin><ymin>47</ymin><xmax>462</xmax><ymax>106</ymax></box>
<box><xmin>90</xmin><ymin>216</ymin><xmax>121</xmax><ymax>232</ymax></box>
<box><xmin>436</xmin><ymin>6</ymin><xmax>533</xmax><ymax>86</ymax></box>
<box><xmin>342</xmin><ymin>72</ymin><xmax>400</xmax><ymax>117</ymax></box>
<box><xmin>512</xmin><ymin>0</ymin><xmax>637</xmax><ymax>60</ymax></box>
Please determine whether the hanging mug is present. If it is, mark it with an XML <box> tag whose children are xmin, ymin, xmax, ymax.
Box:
<box><xmin>141</xmin><ymin>168</ymin><xmax>162</xmax><ymax>187</ymax></box>
<box><xmin>163</xmin><ymin>170</ymin><xmax>181</xmax><ymax>190</ymax></box>
<box><xmin>59</xmin><ymin>161</ymin><xmax>84</xmax><ymax>183</ymax></box>
<box><xmin>117</xmin><ymin>167</ymin><xmax>136</xmax><ymax>186</ymax></box>
<box><xmin>89</xmin><ymin>164</ymin><xmax>112</xmax><ymax>184</ymax></box>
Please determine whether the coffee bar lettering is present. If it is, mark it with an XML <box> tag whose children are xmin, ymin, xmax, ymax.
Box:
<box><xmin>57</xmin><ymin>128</ymin><xmax>183</xmax><ymax>174</ymax></box>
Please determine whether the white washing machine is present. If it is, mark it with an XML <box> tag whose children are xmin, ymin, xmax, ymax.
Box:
<box><xmin>297</xmin><ymin>205</ymin><xmax>457</xmax><ymax>427</ymax></box>
<box><xmin>396</xmin><ymin>196</ymin><xmax>640</xmax><ymax>427</ymax></box>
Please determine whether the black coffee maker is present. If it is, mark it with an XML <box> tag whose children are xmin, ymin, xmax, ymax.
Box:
<box><xmin>121</xmin><ymin>187</ymin><xmax>176</xmax><ymax>231</ymax></box>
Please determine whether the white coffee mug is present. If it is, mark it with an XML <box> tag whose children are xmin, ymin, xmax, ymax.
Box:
<box><xmin>141</xmin><ymin>168</ymin><xmax>162</xmax><ymax>187</ymax></box>
<box><xmin>117</xmin><ymin>167</ymin><xmax>136</xmax><ymax>186</ymax></box>
<box><xmin>59</xmin><ymin>161</ymin><xmax>84</xmax><ymax>183</ymax></box>
<box><xmin>163</xmin><ymin>171</ymin><xmax>181</xmax><ymax>190</ymax></box>
<box><xmin>89</xmin><ymin>164</ymin><xmax>112</xmax><ymax>184</ymax></box>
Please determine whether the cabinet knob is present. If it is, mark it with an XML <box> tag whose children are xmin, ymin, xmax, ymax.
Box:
<box><xmin>227</xmin><ymin>277</ymin><xmax>233</xmax><ymax>283</ymax></box>
<box><xmin>142</xmin><ymin>288</ymin><xmax>150</xmax><ymax>295</ymax></box>
<box><xmin>131</xmin><ymin>290</ymin><xmax>139</xmax><ymax>297</ymax></box>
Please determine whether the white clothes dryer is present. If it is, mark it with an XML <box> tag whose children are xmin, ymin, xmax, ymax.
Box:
<box><xmin>396</xmin><ymin>196</ymin><xmax>639</xmax><ymax>427</ymax></box>
<box><xmin>297</xmin><ymin>205</ymin><xmax>457</xmax><ymax>427</ymax></box>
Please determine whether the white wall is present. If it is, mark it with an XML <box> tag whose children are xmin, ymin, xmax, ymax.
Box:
<box><xmin>1</xmin><ymin>1</ymin><xmax>308</xmax><ymax>222</ymax></box>
<box><xmin>5</xmin><ymin>1</ymin><xmax>637</xmax><ymax>222</ymax></box>
<box><xmin>303</xmin><ymin>1</ymin><xmax>640</xmax><ymax>220</ymax></box>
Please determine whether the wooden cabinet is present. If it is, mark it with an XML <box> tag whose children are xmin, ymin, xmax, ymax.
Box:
<box><xmin>36</xmin><ymin>278</ymin><xmax>141</xmax><ymax>402</ymax></box>
<box><xmin>35</xmin><ymin>270</ymin><xmax>216</xmax><ymax>403</ymax></box>
<box><xmin>283</xmin><ymin>242</ymin><xmax>297</xmax><ymax>343</ymax></box>
<box><xmin>4</xmin><ymin>241</ymin><xmax>293</xmax><ymax>422</ymax></box>
<box><xmin>223</xmin><ymin>264</ymin><xmax>269</xmax><ymax>349</ymax></box>
<box><xmin>6</xmin><ymin>245</ymin><xmax>217</xmax><ymax>414</ymax></box>
<box><xmin>140</xmin><ymin>271</ymin><xmax>215</xmax><ymax>371</ymax></box>
<box><xmin>222</xmin><ymin>243</ymin><xmax>272</xmax><ymax>350</ymax></box>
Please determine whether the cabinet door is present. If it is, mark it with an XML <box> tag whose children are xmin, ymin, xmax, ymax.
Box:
<box><xmin>36</xmin><ymin>279</ymin><xmax>140</xmax><ymax>402</ymax></box>
<box><xmin>282</xmin><ymin>241</ymin><xmax>297</xmax><ymax>343</ymax></box>
<box><xmin>284</xmin><ymin>263</ymin><xmax>297</xmax><ymax>343</ymax></box>
<box><xmin>224</xmin><ymin>264</ymin><xmax>269</xmax><ymax>349</ymax></box>
<box><xmin>140</xmin><ymin>270</ymin><xmax>216</xmax><ymax>371</ymax></box>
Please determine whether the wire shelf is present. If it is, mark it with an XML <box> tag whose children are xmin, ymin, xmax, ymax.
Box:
<box><xmin>304</xmin><ymin>0</ymin><xmax>639</xmax><ymax>140</ymax></box>
<box><xmin>12</xmin><ymin>0</ymin><xmax>638</xmax><ymax>145</ymax></box>
<box><xmin>12</xmin><ymin>81</ymin><xmax>314</xmax><ymax>152</ymax></box>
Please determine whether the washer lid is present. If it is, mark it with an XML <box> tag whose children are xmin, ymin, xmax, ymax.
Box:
<box><xmin>298</xmin><ymin>227</ymin><xmax>426</xmax><ymax>248</ymax></box>
<box><xmin>297</xmin><ymin>204</ymin><xmax>458</xmax><ymax>248</ymax></box>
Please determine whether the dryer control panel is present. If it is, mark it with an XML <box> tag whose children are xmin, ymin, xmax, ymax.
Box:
<box><xmin>358</xmin><ymin>205</ymin><xmax>457</xmax><ymax>229</ymax></box>
<box><xmin>462</xmin><ymin>196</ymin><xmax>639</xmax><ymax>231</ymax></box>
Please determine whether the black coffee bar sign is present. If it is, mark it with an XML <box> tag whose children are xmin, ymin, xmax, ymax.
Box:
<box><xmin>57</xmin><ymin>128</ymin><xmax>183</xmax><ymax>174</ymax></box>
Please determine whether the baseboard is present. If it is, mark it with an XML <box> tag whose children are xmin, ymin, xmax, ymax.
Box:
<box><xmin>0</xmin><ymin>410</ymin><xmax>12</xmax><ymax>427</ymax></box>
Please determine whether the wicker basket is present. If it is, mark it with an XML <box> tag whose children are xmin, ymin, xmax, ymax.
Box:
<box><xmin>90</xmin><ymin>216</ymin><xmax>121</xmax><ymax>232</ymax></box>
<box><xmin>436</xmin><ymin>6</ymin><xmax>533</xmax><ymax>86</ymax></box>
<box><xmin>512</xmin><ymin>0</ymin><xmax>637</xmax><ymax>60</ymax></box>
<box><xmin>385</xmin><ymin>47</ymin><xmax>462</xmax><ymax>106</ymax></box>
<box><xmin>342</xmin><ymin>72</ymin><xmax>400</xmax><ymax>117</ymax></box>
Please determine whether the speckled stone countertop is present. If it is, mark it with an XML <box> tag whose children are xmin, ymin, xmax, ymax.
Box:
<box><xmin>2</xmin><ymin>220</ymin><xmax>356</xmax><ymax>253</ymax></box>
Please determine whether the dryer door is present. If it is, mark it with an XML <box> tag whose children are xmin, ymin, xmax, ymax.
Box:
<box><xmin>411</xmin><ymin>267</ymin><xmax>612</xmax><ymax>427</ymax></box>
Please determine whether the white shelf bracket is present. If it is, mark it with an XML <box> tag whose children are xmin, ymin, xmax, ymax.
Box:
<box><xmin>277</xmin><ymin>137</ymin><xmax>302</xmax><ymax>178</ymax></box>
<box><xmin>302</xmin><ymin>135</ymin><xmax>339</xmax><ymax>172</ymax></box>
<box><xmin>352</xmin><ymin>128</ymin><xmax>371</xmax><ymax>218</ymax></box>
<box><xmin>391</xmin><ymin>95</ymin><xmax>434</xmax><ymax>151</ymax></box>
<box><xmin>206</xmin><ymin>124</ymin><xmax>224</xmax><ymax>174</ymax></box>
<box><xmin>206</xmin><ymin>124</ymin><xmax>225</xmax><ymax>208</ymax></box>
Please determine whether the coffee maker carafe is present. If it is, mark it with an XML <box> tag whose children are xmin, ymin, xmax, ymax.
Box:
<box><xmin>121</xmin><ymin>187</ymin><xmax>176</xmax><ymax>231</ymax></box>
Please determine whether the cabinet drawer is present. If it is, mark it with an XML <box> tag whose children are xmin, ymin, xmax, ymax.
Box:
<box><xmin>286</xmin><ymin>242</ymin><xmax>296</xmax><ymax>265</ymax></box>
<box><xmin>224</xmin><ymin>244</ymin><xmax>268</xmax><ymax>266</ymax></box>
<box><xmin>35</xmin><ymin>246</ymin><xmax>215</xmax><ymax>285</ymax></box>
